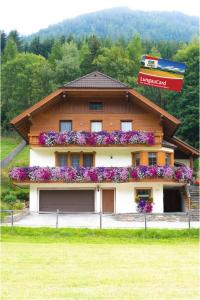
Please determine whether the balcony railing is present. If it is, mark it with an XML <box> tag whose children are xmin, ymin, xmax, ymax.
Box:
<box><xmin>29</xmin><ymin>130</ymin><xmax>163</xmax><ymax>147</ymax></box>
<box><xmin>9</xmin><ymin>165</ymin><xmax>192</xmax><ymax>184</ymax></box>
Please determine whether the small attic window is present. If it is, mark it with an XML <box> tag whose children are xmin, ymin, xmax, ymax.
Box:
<box><xmin>89</xmin><ymin>102</ymin><xmax>103</xmax><ymax>111</ymax></box>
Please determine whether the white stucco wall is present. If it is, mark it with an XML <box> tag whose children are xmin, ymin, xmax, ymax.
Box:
<box><xmin>29</xmin><ymin>182</ymin><xmax>164</xmax><ymax>213</ymax></box>
<box><xmin>29</xmin><ymin>147</ymin><xmax>173</xmax><ymax>214</ymax></box>
<box><xmin>30</xmin><ymin>148</ymin><xmax>133</xmax><ymax>167</ymax></box>
<box><xmin>30</xmin><ymin>146</ymin><xmax>174</xmax><ymax>168</ymax></box>
<box><xmin>30</xmin><ymin>149</ymin><xmax>55</xmax><ymax>167</ymax></box>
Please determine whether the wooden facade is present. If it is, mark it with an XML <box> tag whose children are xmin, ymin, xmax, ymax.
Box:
<box><xmin>30</xmin><ymin>95</ymin><xmax>162</xmax><ymax>134</ymax></box>
<box><xmin>10</xmin><ymin>72</ymin><xmax>199</xmax><ymax>161</ymax></box>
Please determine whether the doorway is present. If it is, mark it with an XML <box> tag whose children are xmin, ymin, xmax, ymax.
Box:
<box><xmin>163</xmin><ymin>187</ymin><xmax>183</xmax><ymax>212</ymax></box>
<box><xmin>102</xmin><ymin>189</ymin><xmax>115</xmax><ymax>213</ymax></box>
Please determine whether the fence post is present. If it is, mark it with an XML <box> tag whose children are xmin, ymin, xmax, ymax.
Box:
<box><xmin>56</xmin><ymin>209</ymin><xmax>59</xmax><ymax>228</ymax></box>
<box><xmin>11</xmin><ymin>210</ymin><xmax>14</xmax><ymax>227</ymax></box>
<box><xmin>100</xmin><ymin>211</ymin><xmax>102</xmax><ymax>229</ymax></box>
<box><xmin>188</xmin><ymin>211</ymin><xmax>190</xmax><ymax>229</ymax></box>
<box><xmin>144</xmin><ymin>212</ymin><xmax>147</xmax><ymax>230</ymax></box>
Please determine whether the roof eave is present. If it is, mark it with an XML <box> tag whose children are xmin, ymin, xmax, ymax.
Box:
<box><xmin>171</xmin><ymin>136</ymin><xmax>199</xmax><ymax>157</ymax></box>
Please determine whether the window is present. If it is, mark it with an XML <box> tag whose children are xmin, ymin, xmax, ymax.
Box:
<box><xmin>136</xmin><ymin>189</ymin><xmax>151</xmax><ymax>200</ymax></box>
<box><xmin>165</xmin><ymin>153</ymin><xmax>171</xmax><ymax>166</ymax></box>
<box><xmin>89</xmin><ymin>102</ymin><xmax>103</xmax><ymax>111</ymax></box>
<box><xmin>71</xmin><ymin>154</ymin><xmax>80</xmax><ymax>168</ymax></box>
<box><xmin>91</xmin><ymin>121</ymin><xmax>102</xmax><ymax>132</ymax></box>
<box><xmin>121</xmin><ymin>121</ymin><xmax>132</xmax><ymax>131</ymax></box>
<box><xmin>83</xmin><ymin>154</ymin><xmax>93</xmax><ymax>167</ymax></box>
<box><xmin>58</xmin><ymin>154</ymin><xmax>67</xmax><ymax>167</ymax></box>
<box><xmin>148</xmin><ymin>152</ymin><xmax>157</xmax><ymax>166</ymax></box>
<box><xmin>133</xmin><ymin>153</ymin><xmax>140</xmax><ymax>166</ymax></box>
<box><xmin>55</xmin><ymin>152</ymin><xmax>95</xmax><ymax>167</ymax></box>
<box><xmin>60</xmin><ymin>121</ymin><xmax>72</xmax><ymax>132</ymax></box>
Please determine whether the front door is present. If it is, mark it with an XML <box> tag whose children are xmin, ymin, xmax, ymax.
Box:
<box><xmin>102</xmin><ymin>189</ymin><xmax>114</xmax><ymax>213</ymax></box>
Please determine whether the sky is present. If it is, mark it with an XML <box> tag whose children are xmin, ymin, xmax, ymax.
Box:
<box><xmin>1</xmin><ymin>0</ymin><xmax>199</xmax><ymax>35</ymax></box>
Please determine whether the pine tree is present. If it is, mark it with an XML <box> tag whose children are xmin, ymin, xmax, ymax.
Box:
<box><xmin>1</xmin><ymin>31</ymin><xmax>7</xmax><ymax>52</ymax></box>
<box><xmin>7</xmin><ymin>30</ymin><xmax>22</xmax><ymax>51</ymax></box>
<box><xmin>3</xmin><ymin>38</ymin><xmax>18</xmax><ymax>62</ymax></box>
<box><xmin>48</xmin><ymin>40</ymin><xmax>63</xmax><ymax>66</ymax></box>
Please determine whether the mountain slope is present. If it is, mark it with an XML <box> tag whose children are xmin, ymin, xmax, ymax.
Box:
<box><xmin>27</xmin><ymin>7</ymin><xmax>198</xmax><ymax>42</ymax></box>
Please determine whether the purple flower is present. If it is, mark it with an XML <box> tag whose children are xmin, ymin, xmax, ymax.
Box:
<box><xmin>9</xmin><ymin>165</ymin><xmax>193</xmax><ymax>183</ymax></box>
<box><xmin>144</xmin><ymin>202</ymin><xmax>153</xmax><ymax>213</ymax></box>
<box><xmin>38</xmin><ymin>133</ymin><xmax>46</xmax><ymax>145</ymax></box>
<box><xmin>38</xmin><ymin>130</ymin><xmax>155</xmax><ymax>146</ymax></box>
<box><xmin>9</xmin><ymin>167</ymin><xmax>28</xmax><ymax>181</ymax></box>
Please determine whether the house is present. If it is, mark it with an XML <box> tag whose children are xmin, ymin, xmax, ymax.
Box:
<box><xmin>9</xmin><ymin>71</ymin><xmax>199</xmax><ymax>214</ymax></box>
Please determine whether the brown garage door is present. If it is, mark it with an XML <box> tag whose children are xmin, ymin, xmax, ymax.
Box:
<box><xmin>39</xmin><ymin>190</ymin><xmax>94</xmax><ymax>212</ymax></box>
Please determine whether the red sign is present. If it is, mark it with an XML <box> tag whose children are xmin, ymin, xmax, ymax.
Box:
<box><xmin>137</xmin><ymin>55</ymin><xmax>186</xmax><ymax>92</ymax></box>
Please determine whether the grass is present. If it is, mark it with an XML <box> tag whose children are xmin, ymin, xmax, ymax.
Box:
<box><xmin>1</xmin><ymin>226</ymin><xmax>199</xmax><ymax>243</ymax></box>
<box><xmin>1</xmin><ymin>136</ymin><xmax>22</xmax><ymax>160</ymax></box>
<box><xmin>1</xmin><ymin>145</ymin><xmax>29</xmax><ymax>194</ymax></box>
<box><xmin>1</xmin><ymin>227</ymin><xmax>199</xmax><ymax>300</ymax></box>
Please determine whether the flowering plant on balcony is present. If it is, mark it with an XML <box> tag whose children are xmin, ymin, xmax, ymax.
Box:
<box><xmin>38</xmin><ymin>130</ymin><xmax>155</xmax><ymax>146</ymax></box>
<box><xmin>9</xmin><ymin>165</ymin><xmax>192</xmax><ymax>183</ymax></box>
<box><xmin>135</xmin><ymin>196</ymin><xmax>154</xmax><ymax>213</ymax></box>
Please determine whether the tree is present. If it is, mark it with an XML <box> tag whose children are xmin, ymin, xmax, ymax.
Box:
<box><xmin>3</xmin><ymin>38</ymin><xmax>18</xmax><ymax>62</ymax></box>
<box><xmin>79</xmin><ymin>41</ymin><xmax>92</xmax><ymax>75</ymax></box>
<box><xmin>1</xmin><ymin>31</ymin><xmax>6</xmax><ymax>52</ymax></box>
<box><xmin>29</xmin><ymin>37</ymin><xmax>43</xmax><ymax>56</ymax></box>
<box><xmin>7</xmin><ymin>30</ymin><xmax>22</xmax><ymax>51</ymax></box>
<box><xmin>1</xmin><ymin>53</ymin><xmax>54</xmax><ymax>130</ymax></box>
<box><xmin>48</xmin><ymin>39</ymin><xmax>63</xmax><ymax>66</ymax></box>
<box><xmin>93</xmin><ymin>46</ymin><xmax>133</xmax><ymax>82</ymax></box>
<box><xmin>54</xmin><ymin>41</ymin><xmax>80</xmax><ymax>85</ymax></box>
<box><xmin>167</xmin><ymin>38</ymin><xmax>199</xmax><ymax>148</ymax></box>
<box><xmin>84</xmin><ymin>35</ymin><xmax>101</xmax><ymax>72</ymax></box>
<box><xmin>127</xmin><ymin>34</ymin><xmax>144</xmax><ymax>76</ymax></box>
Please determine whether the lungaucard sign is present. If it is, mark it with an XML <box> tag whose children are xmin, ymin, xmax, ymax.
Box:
<box><xmin>137</xmin><ymin>55</ymin><xmax>186</xmax><ymax>92</ymax></box>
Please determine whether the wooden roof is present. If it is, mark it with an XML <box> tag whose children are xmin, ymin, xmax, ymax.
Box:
<box><xmin>170</xmin><ymin>136</ymin><xmax>199</xmax><ymax>157</ymax></box>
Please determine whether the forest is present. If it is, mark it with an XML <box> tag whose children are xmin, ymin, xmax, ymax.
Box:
<box><xmin>1</xmin><ymin>30</ymin><xmax>199</xmax><ymax>148</ymax></box>
<box><xmin>27</xmin><ymin>8</ymin><xmax>198</xmax><ymax>42</ymax></box>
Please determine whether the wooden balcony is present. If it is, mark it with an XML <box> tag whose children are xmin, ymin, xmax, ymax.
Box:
<box><xmin>29</xmin><ymin>131</ymin><xmax>164</xmax><ymax>147</ymax></box>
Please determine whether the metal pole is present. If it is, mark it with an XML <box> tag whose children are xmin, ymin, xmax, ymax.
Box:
<box><xmin>188</xmin><ymin>211</ymin><xmax>190</xmax><ymax>229</ymax></box>
<box><xmin>100</xmin><ymin>211</ymin><xmax>102</xmax><ymax>229</ymax></box>
<box><xmin>144</xmin><ymin>212</ymin><xmax>147</xmax><ymax>230</ymax></box>
<box><xmin>11</xmin><ymin>210</ymin><xmax>14</xmax><ymax>227</ymax></box>
<box><xmin>56</xmin><ymin>209</ymin><xmax>59</xmax><ymax>228</ymax></box>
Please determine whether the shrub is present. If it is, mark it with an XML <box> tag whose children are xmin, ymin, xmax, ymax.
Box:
<box><xmin>13</xmin><ymin>200</ymin><xmax>25</xmax><ymax>210</ymax></box>
<box><xmin>3</xmin><ymin>193</ymin><xmax>17</xmax><ymax>206</ymax></box>
<box><xmin>15</xmin><ymin>190</ymin><xmax>29</xmax><ymax>201</ymax></box>
<box><xmin>1</xmin><ymin>190</ymin><xmax>9</xmax><ymax>200</ymax></box>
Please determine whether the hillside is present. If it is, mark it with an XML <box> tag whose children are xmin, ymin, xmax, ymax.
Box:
<box><xmin>26</xmin><ymin>7</ymin><xmax>198</xmax><ymax>42</ymax></box>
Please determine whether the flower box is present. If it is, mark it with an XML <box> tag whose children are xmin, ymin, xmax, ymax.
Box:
<box><xmin>9</xmin><ymin>166</ymin><xmax>193</xmax><ymax>183</ymax></box>
<box><xmin>38</xmin><ymin>130</ymin><xmax>155</xmax><ymax>147</ymax></box>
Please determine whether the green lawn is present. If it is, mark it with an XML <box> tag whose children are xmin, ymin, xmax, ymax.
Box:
<box><xmin>1</xmin><ymin>136</ymin><xmax>22</xmax><ymax>160</ymax></box>
<box><xmin>1</xmin><ymin>145</ymin><xmax>29</xmax><ymax>194</ymax></box>
<box><xmin>1</xmin><ymin>227</ymin><xmax>199</xmax><ymax>300</ymax></box>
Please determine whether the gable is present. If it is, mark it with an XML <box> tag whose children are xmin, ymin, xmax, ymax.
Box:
<box><xmin>10</xmin><ymin>71</ymin><xmax>181</xmax><ymax>142</ymax></box>
<box><xmin>30</xmin><ymin>93</ymin><xmax>162</xmax><ymax>134</ymax></box>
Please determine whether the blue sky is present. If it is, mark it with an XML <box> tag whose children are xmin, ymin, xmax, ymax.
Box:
<box><xmin>0</xmin><ymin>0</ymin><xmax>199</xmax><ymax>35</ymax></box>
<box><xmin>157</xmin><ymin>59</ymin><xmax>186</xmax><ymax>74</ymax></box>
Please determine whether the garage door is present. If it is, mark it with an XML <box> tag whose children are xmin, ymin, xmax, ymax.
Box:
<box><xmin>39</xmin><ymin>190</ymin><xmax>95</xmax><ymax>212</ymax></box>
